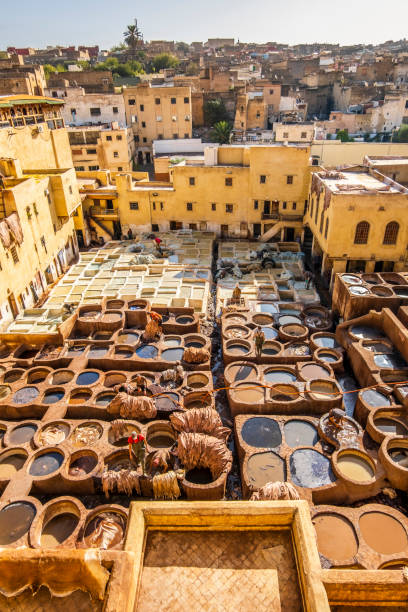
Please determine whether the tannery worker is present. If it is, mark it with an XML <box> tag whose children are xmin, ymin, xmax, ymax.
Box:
<box><xmin>254</xmin><ymin>326</ymin><xmax>265</xmax><ymax>359</ymax></box>
<box><xmin>153</xmin><ymin>236</ymin><xmax>163</xmax><ymax>256</ymax></box>
<box><xmin>128</xmin><ymin>431</ymin><xmax>146</xmax><ymax>474</ymax></box>
<box><xmin>232</xmin><ymin>283</ymin><xmax>241</xmax><ymax>303</ymax></box>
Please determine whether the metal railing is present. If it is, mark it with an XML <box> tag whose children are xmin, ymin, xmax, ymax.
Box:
<box><xmin>89</xmin><ymin>205</ymin><xmax>118</xmax><ymax>217</ymax></box>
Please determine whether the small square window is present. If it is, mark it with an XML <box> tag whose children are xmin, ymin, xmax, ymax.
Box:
<box><xmin>158</xmin><ymin>134</ymin><xmax>163</xmax><ymax>140</ymax></box>
<box><xmin>225</xmin><ymin>177</ymin><xmax>233</xmax><ymax>186</ymax></box>
<box><xmin>156</xmin><ymin>115</ymin><xmax>162</xmax><ymax>122</ymax></box>
<box><xmin>141</xmin><ymin>121</ymin><xmax>146</xmax><ymax>128</ymax></box>
<box><xmin>10</xmin><ymin>245</ymin><xmax>19</xmax><ymax>264</ymax></box>
<box><xmin>106</xmin><ymin>135</ymin><xmax>112</xmax><ymax>141</ymax></box>
<box><xmin>113</xmin><ymin>107</ymin><xmax>119</xmax><ymax>113</ymax></box>
<box><xmin>135</xmin><ymin>135</ymin><xmax>140</xmax><ymax>142</ymax></box>
<box><xmin>282</xmin><ymin>202</ymin><xmax>287</xmax><ymax>209</ymax></box>
<box><xmin>160</xmin><ymin>202</ymin><xmax>164</xmax><ymax>210</ymax></box>
<box><xmin>187</xmin><ymin>202</ymin><xmax>193</xmax><ymax>211</ymax></box>
<box><xmin>292</xmin><ymin>202</ymin><xmax>296</xmax><ymax>210</ymax></box>
<box><xmin>189</xmin><ymin>177</ymin><xmax>195</xmax><ymax>185</ymax></box>
<box><xmin>173</xmin><ymin>134</ymin><xmax>178</xmax><ymax>139</ymax></box>
<box><xmin>287</xmin><ymin>175</ymin><xmax>294</xmax><ymax>184</ymax></box>
<box><xmin>155</xmin><ymin>98</ymin><xmax>161</xmax><ymax>105</ymax></box>
<box><xmin>152</xmin><ymin>202</ymin><xmax>156</xmax><ymax>210</ymax></box>
<box><xmin>69</xmin><ymin>185</ymin><xmax>73</xmax><ymax>194</ymax></box>
<box><xmin>283</xmin><ymin>132</ymin><xmax>289</xmax><ymax>138</ymax></box>
<box><xmin>113</xmin><ymin>152</ymin><xmax>119</xmax><ymax>158</ymax></box>
<box><xmin>116</xmin><ymin>135</ymin><xmax>122</xmax><ymax>140</ymax></box>
<box><xmin>118</xmin><ymin>166</ymin><xmax>122</xmax><ymax>171</ymax></box>
<box><xmin>184</xmin><ymin>133</ymin><xmax>189</xmax><ymax>139</ymax></box>
<box><xmin>129</xmin><ymin>99</ymin><xmax>136</xmax><ymax>106</ymax></box>
<box><xmin>211</xmin><ymin>203</ymin><xmax>216</xmax><ymax>211</ymax></box>
<box><xmin>171</xmin><ymin>97</ymin><xmax>176</xmax><ymax>104</ymax></box>
<box><xmin>254</xmin><ymin>200</ymin><xmax>258</xmax><ymax>209</ymax></box>
<box><xmin>130</xmin><ymin>202</ymin><xmax>139</xmax><ymax>210</ymax></box>
<box><xmin>260</xmin><ymin>175</ymin><xmax>266</xmax><ymax>184</ymax></box>
<box><xmin>90</xmin><ymin>107</ymin><xmax>101</xmax><ymax>116</ymax></box>
<box><xmin>139</xmin><ymin>104</ymin><xmax>144</xmax><ymax>111</ymax></box>
<box><xmin>152</xmin><ymin>224</ymin><xmax>159</xmax><ymax>232</ymax></box>
<box><xmin>226</xmin><ymin>204</ymin><xmax>233</xmax><ymax>213</ymax></box>
<box><xmin>87</xmin><ymin>149</ymin><xmax>97</xmax><ymax>155</ymax></box>
<box><xmin>184</xmin><ymin>97</ymin><xmax>189</xmax><ymax>103</ymax></box>
<box><xmin>143</xmin><ymin>137</ymin><xmax>147</xmax><ymax>143</ymax></box>
<box><xmin>301</xmin><ymin>132</ymin><xmax>307</xmax><ymax>139</ymax></box>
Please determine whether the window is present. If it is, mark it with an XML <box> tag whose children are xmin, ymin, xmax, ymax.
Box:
<box><xmin>90</xmin><ymin>107</ymin><xmax>101</xmax><ymax>116</ymax></box>
<box><xmin>139</xmin><ymin>104</ymin><xmax>144</xmax><ymax>111</ymax></box>
<box><xmin>135</xmin><ymin>135</ymin><xmax>139</xmax><ymax>142</ymax></box>
<box><xmin>143</xmin><ymin>137</ymin><xmax>147</xmax><ymax>143</ymax></box>
<box><xmin>87</xmin><ymin>149</ymin><xmax>97</xmax><ymax>154</ymax></box>
<box><xmin>256</xmin><ymin>112</ymin><xmax>261</xmax><ymax>118</ymax></box>
<box><xmin>173</xmin><ymin>134</ymin><xmax>178</xmax><ymax>139</ymax></box>
<box><xmin>172</xmin><ymin>116</ymin><xmax>177</xmax><ymax>122</ymax></box>
<box><xmin>184</xmin><ymin>133</ymin><xmax>189</xmax><ymax>139</ymax></box>
<box><xmin>158</xmin><ymin>134</ymin><xmax>163</xmax><ymax>139</ymax></box>
<box><xmin>260</xmin><ymin>175</ymin><xmax>266</xmax><ymax>184</ymax></box>
<box><xmin>301</xmin><ymin>132</ymin><xmax>307</xmax><ymax>138</ymax></box>
<box><xmin>116</xmin><ymin>135</ymin><xmax>122</xmax><ymax>141</ymax></box>
<box><xmin>211</xmin><ymin>203</ymin><xmax>216</xmax><ymax>211</ymax></box>
<box><xmin>269</xmin><ymin>89</ymin><xmax>274</xmax><ymax>94</ymax></box>
<box><xmin>226</xmin><ymin>204</ymin><xmax>233</xmax><ymax>213</ymax></box>
<box><xmin>184</xmin><ymin>97</ymin><xmax>189</xmax><ymax>104</ymax></box>
<box><xmin>283</xmin><ymin>132</ymin><xmax>289</xmax><ymax>138</ymax></box>
<box><xmin>106</xmin><ymin>135</ymin><xmax>112</xmax><ymax>141</ymax></box>
<box><xmin>113</xmin><ymin>107</ymin><xmax>119</xmax><ymax>114</ymax></box>
<box><xmin>171</xmin><ymin>97</ymin><xmax>176</xmax><ymax>104</ymax></box>
<box><xmin>33</xmin><ymin>203</ymin><xmax>38</xmax><ymax>215</ymax></box>
<box><xmin>383</xmin><ymin>221</ymin><xmax>399</xmax><ymax>245</ymax></box>
<box><xmin>152</xmin><ymin>202</ymin><xmax>156</xmax><ymax>210</ymax></box>
<box><xmin>405</xmin><ymin>100</ymin><xmax>408</xmax><ymax>109</ymax></box>
<box><xmin>75</xmin><ymin>166</ymin><xmax>85</xmax><ymax>171</ymax></box>
<box><xmin>287</xmin><ymin>175</ymin><xmax>294</xmax><ymax>184</ymax></box>
<box><xmin>113</xmin><ymin>152</ymin><xmax>119</xmax><ymax>158</ymax></box>
<box><xmin>141</xmin><ymin>121</ymin><xmax>146</xmax><ymax>128</ymax></box>
<box><xmin>292</xmin><ymin>202</ymin><xmax>296</xmax><ymax>210</ymax></box>
<box><xmin>10</xmin><ymin>246</ymin><xmax>19</xmax><ymax>264</ymax></box>
<box><xmin>152</xmin><ymin>224</ymin><xmax>159</xmax><ymax>232</ymax></box>
<box><xmin>354</xmin><ymin>221</ymin><xmax>370</xmax><ymax>244</ymax></box>
<box><xmin>155</xmin><ymin>98</ymin><xmax>161</xmax><ymax>105</ymax></box>
<box><xmin>187</xmin><ymin>202</ymin><xmax>193</xmax><ymax>211</ymax></box>
<box><xmin>310</xmin><ymin>198</ymin><xmax>314</xmax><ymax>218</ymax></box>
<box><xmin>70</xmin><ymin>108</ymin><xmax>76</xmax><ymax>114</ymax></box>
<box><xmin>189</xmin><ymin>177</ymin><xmax>195</xmax><ymax>185</ymax></box>
<box><xmin>118</xmin><ymin>166</ymin><xmax>123</xmax><ymax>171</ymax></box>
<box><xmin>325</xmin><ymin>218</ymin><xmax>329</xmax><ymax>239</ymax></box>
<box><xmin>282</xmin><ymin>202</ymin><xmax>287</xmax><ymax>209</ymax></box>
<box><xmin>160</xmin><ymin>202</ymin><xmax>164</xmax><ymax>210</ymax></box>
<box><xmin>254</xmin><ymin>200</ymin><xmax>258</xmax><ymax>209</ymax></box>
<box><xmin>89</xmin><ymin>165</ymin><xmax>99</xmax><ymax>170</ymax></box>
<box><xmin>184</xmin><ymin>114</ymin><xmax>191</xmax><ymax>121</ymax></box>
<box><xmin>156</xmin><ymin>115</ymin><xmax>162</xmax><ymax>122</ymax></box>
<box><xmin>68</xmin><ymin>185</ymin><xmax>73</xmax><ymax>194</ymax></box>
<box><xmin>128</xmin><ymin>99</ymin><xmax>136</xmax><ymax>106</ymax></box>
<box><xmin>225</xmin><ymin>177</ymin><xmax>233</xmax><ymax>186</ymax></box>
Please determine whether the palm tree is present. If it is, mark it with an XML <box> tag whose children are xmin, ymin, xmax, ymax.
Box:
<box><xmin>124</xmin><ymin>20</ymin><xmax>143</xmax><ymax>57</ymax></box>
<box><xmin>211</xmin><ymin>121</ymin><xmax>232</xmax><ymax>144</ymax></box>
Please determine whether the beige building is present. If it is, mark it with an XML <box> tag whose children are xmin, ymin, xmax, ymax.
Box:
<box><xmin>123</xmin><ymin>83</ymin><xmax>192</xmax><ymax>164</ymax></box>
<box><xmin>68</xmin><ymin>123</ymin><xmax>136</xmax><ymax>172</ymax></box>
<box><xmin>45</xmin><ymin>86</ymin><xmax>127</xmax><ymax>127</ymax></box>
<box><xmin>0</xmin><ymin>95</ymin><xmax>80</xmax><ymax>326</ymax></box>
<box><xmin>274</xmin><ymin>122</ymin><xmax>315</xmax><ymax>143</ymax></box>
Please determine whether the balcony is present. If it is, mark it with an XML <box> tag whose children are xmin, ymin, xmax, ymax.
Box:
<box><xmin>261</xmin><ymin>213</ymin><xmax>279</xmax><ymax>220</ymax></box>
<box><xmin>89</xmin><ymin>205</ymin><xmax>119</xmax><ymax>219</ymax></box>
<box><xmin>279</xmin><ymin>214</ymin><xmax>304</xmax><ymax>222</ymax></box>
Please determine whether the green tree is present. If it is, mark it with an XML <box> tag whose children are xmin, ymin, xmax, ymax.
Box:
<box><xmin>123</xmin><ymin>19</ymin><xmax>143</xmax><ymax>57</ymax></box>
<box><xmin>110</xmin><ymin>42</ymin><xmax>127</xmax><ymax>52</ymax></box>
<box><xmin>336</xmin><ymin>129</ymin><xmax>353</xmax><ymax>142</ymax></box>
<box><xmin>152</xmin><ymin>53</ymin><xmax>179</xmax><ymax>72</ymax></box>
<box><xmin>185</xmin><ymin>62</ymin><xmax>199</xmax><ymax>76</ymax></box>
<box><xmin>211</xmin><ymin>121</ymin><xmax>232</xmax><ymax>144</ymax></box>
<box><xmin>76</xmin><ymin>60</ymin><xmax>90</xmax><ymax>70</ymax></box>
<box><xmin>203</xmin><ymin>99</ymin><xmax>228</xmax><ymax>126</ymax></box>
<box><xmin>43</xmin><ymin>64</ymin><xmax>57</xmax><ymax>79</ymax></box>
<box><xmin>392</xmin><ymin>124</ymin><xmax>408</xmax><ymax>142</ymax></box>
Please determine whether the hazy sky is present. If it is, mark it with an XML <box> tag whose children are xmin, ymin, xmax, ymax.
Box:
<box><xmin>2</xmin><ymin>0</ymin><xmax>407</xmax><ymax>49</ymax></box>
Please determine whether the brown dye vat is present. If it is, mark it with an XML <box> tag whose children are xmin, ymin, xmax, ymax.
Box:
<box><xmin>309</xmin><ymin>381</ymin><xmax>338</xmax><ymax>400</ymax></box>
<box><xmin>359</xmin><ymin>512</ymin><xmax>408</xmax><ymax>554</ymax></box>
<box><xmin>224</xmin><ymin>326</ymin><xmax>249</xmax><ymax>339</ymax></box>
<box><xmin>104</xmin><ymin>373</ymin><xmax>126</xmax><ymax>387</ymax></box>
<box><xmin>227</xmin><ymin>343</ymin><xmax>249</xmax><ymax>355</ymax></box>
<box><xmin>284</xmin><ymin>343</ymin><xmax>310</xmax><ymax>356</ymax></box>
<box><xmin>39</xmin><ymin>424</ymin><xmax>70</xmax><ymax>446</ymax></box>
<box><xmin>80</xmin><ymin>310</ymin><xmax>100</xmax><ymax>320</ymax></box>
<box><xmin>106</xmin><ymin>300</ymin><xmax>124</xmax><ymax>309</ymax></box>
<box><xmin>84</xmin><ymin>512</ymin><xmax>125</xmax><ymax>550</ymax></box>
<box><xmin>252</xmin><ymin>314</ymin><xmax>274</xmax><ymax>325</ymax></box>
<box><xmin>0</xmin><ymin>502</ymin><xmax>36</xmax><ymax>545</ymax></box>
<box><xmin>225</xmin><ymin>314</ymin><xmax>247</xmax><ymax>324</ymax></box>
<box><xmin>41</xmin><ymin>513</ymin><xmax>78</xmax><ymax>547</ymax></box>
<box><xmin>313</xmin><ymin>513</ymin><xmax>358</xmax><ymax>561</ymax></box>
<box><xmin>270</xmin><ymin>384</ymin><xmax>299</xmax><ymax>402</ymax></box>
<box><xmin>337</xmin><ymin>453</ymin><xmax>374</xmax><ymax>482</ymax></box>
<box><xmin>0</xmin><ymin>385</ymin><xmax>10</xmax><ymax>399</ymax></box>
<box><xmin>102</xmin><ymin>313</ymin><xmax>122</xmax><ymax>323</ymax></box>
<box><xmin>389</xmin><ymin>448</ymin><xmax>408</xmax><ymax>468</ymax></box>
<box><xmin>69</xmin><ymin>390</ymin><xmax>92</xmax><ymax>404</ymax></box>
<box><xmin>187</xmin><ymin>373</ymin><xmax>209</xmax><ymax>389</ymax></box>
<box><xmin>247</xmin><ymin>451</ymin><xmax>286</xmax><ymax>488</ymax></box>
<box><xmin>4</xmin><ymin>369</ymin><xmax>24</xmax><ymax>383</ymax></box>
<box><xmin>228</xmin><ymin>364</ymin><xmax>256</xmax><ymax>382</ymax></box>
<box><xmin>147</xmin><ymin>434</ymin><xmax>175</xmax><ymax>448</ymax></box>
<box><xmin>27</xmin><ymin>369</ymin><xmax>49</xmax><ymax>384</ymax></box>
<box><xmin>9</xmin><ymin>424</ymin><xmax>37</xmax><ymax>444</ymax></box>
<box><xmin>52</xmin><ymin>370</ymin><xmax>74</xmax><ymax>385</ymax></box>
<box><xmin>0</xmin><ymin>453</ymin><xmax>26</xmax><ymax>479</ymax></box>
<box><xmin>71</xmin><ymin>423</ymin><xmax>102</xmax><ymax>447</ymax></box>
<box><xmin>232</xmin><ymin>383</ymin><xmax>264</xmax><ymax>403</ymax></box>
<box><xmin>300</xmin><ymin>363</ymin><xmax>330</xmax><ymax>380</ymax></box>
<box><xmin>374</xmin><ymin>418</ymin><xmax>407</xmax><ymax>435</ymax></box>
<box><xmin>69</xmin><ymin>455</ymin><xmax>98</xmax><ymax>476</ymax></box>
<box><xmin>185</xmin><ymin>467</ymin><xmax>213</xmax><ymax>484</ymax></box>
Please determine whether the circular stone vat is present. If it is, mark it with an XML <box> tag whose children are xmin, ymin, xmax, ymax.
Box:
<box><xmin>371</xmin><ymin>286</ymin><xmax>393</xmax><ymax>297</ymax></box>
<box><xmin>309</xmin><ymin>380</ymin><xmax>339</xmax><ymax>400</ymax></box>
<box><xmin>301</xmin><ymin>363</ymin><xmax>331</xmax><ymax>380</ymax></box>
<box><xmin>41</xmin><ymin>511</ymin><xmax>79</xmax><ymax>548</ymax></box>
<box><xmin>88</xmin><ymin>345</ymin><xmax>109</xmax><ymax>358</ymax></box>
<box><xmin>156</xmin><ymin>392</ymin><xmax>180</xmax><ymax>412</ymax></box>
<box><xmin>69</xmin><ymin>389</ymin><xmax>92</xmax><ymax>404</ymax></box>
<box><xmin>12</xmin><ymin>386</ymin><xmax>39</xmax><ymax>404</ymax></box>
<box><xmin>279</xmin><ymin>315</ymin><xmax>302</xmax><ymax>326</ymax></box>
<box><xmin>104</xmin><ymin>372</ymin><xmax>127</xmax><ymax>388</ymax></box>
<box><xmin>4</xmin><ymin>369</ymin><xmax>24</xmax><ymax>383</ymax></box>
<box><xmin>336</xmin><ymin>451</ymin><xmax>374</xmax><ymax>482</ymax></box>
<box><xmin>224</xmin><ymin>325</ymin><xmax>250</xmax><ymax>340</ymax></box>
<box><xmin>231</xmin><ymin>382</ymin><xmax>265</xmax><ymax>404</ymax></box>
<box><xmin>313</xmin><ymin>334</ymin><xmax>340</xmax><ymax>349</ymax></box>
<box><xmin>0</xmin><ymin>385</ymin><xmax>10</xmax><ymax>400</ymax></box>
<box><xmin>226</xmin><ymin>341</ymin><xmax>250</xmax><ymax>356</ymax></box>
<box><xmin>290</xmin><ymin>449</ymin><xmax>335</xmax><ymax>488</ymax></box>
<box><xmin>280</xmin><ymin>323</ymin><xmax>308</xmax><ymax>340</ymax></box>
<box><xmin>27</xmin><ymin>369</ymin><xmax>50</xmax><ymax>384</ymax></box>
<box><xmin>313</xmin><ymin>513</ymin><xmax>358</xmax><ymax>562</ymax></box>
<box><xmin>262</xmin><ymin>341</ymin><xmax>281</xmax><ymax>355</ymax></box>
<box><xmin>42</xmin><ymin>388</ymin><xmax>65</xmax><ymax>404</ymax></box>
<box><xmin>185</xmin><ymin>467</ymin><xmax>213</xmax><ymax>484</ymax></box>
<box><xmin>224</xmin><ymin>313</ymin><xmax>247</xmax><ymax>324</ymax></box>
<box><xmin>117</xmin><ymin>332</ymin><xmax>140</xmax><ymax>344</ymax></box>
<box><xmin>247</xmin><ymin>451</ymin><xmax>286</xmax><ymax>488</ymax></box>
<box><xmin>71</xmin><ymin>423</ymin><xmax>103</xmax><ymax>447</ymax></box>
<box><xmin>29</xmin><ymin>451</ymin><xmax>64</xmax><ymax>477</ymax></box>
<box><xmin>95</xmin><ymin>392</ymin><xmax>115</xmax><ymax>407</ymax></box>
<box><xmin>264</xmin><ymin>369</ymin><xmax>297</xmax><ymax>384</ymax></box>
<box><xmin>39</xmin><ymin>423</ymin><xmax>70</xmax><ymax>446</ymax></box>
<box><xmin>84</xmin><ymin>511</ymin><xmax>126</xmax><ymax>549</ymax></box>
<box><xmin>162</xmin><ymin>348</ymin><xmax>184</xmax><ymax>362</ymax></box>
<box><xmin>163</xmin><ymin>337</ymin><xmax>182</xmax><ymax>348</ymax></box>
<box><xmin>252</xmin><ymin>314</ymin><xmax>275</xmax><ymax>326</ymax></box>
<box><xmin>261</xmin><ymin>327</ymin><xmax>279</xmax><ymax>340</ymax></box>
<box><xmin>284</xmin><ymin>343</ymin><xmax>310</xmax><ymax>356</ymax></box>
<box><xmin>0</xmin><ymin>502</ymin><xmax>36</xmax><ymax>545</ymax></box>
<box><xmin>108</xmin><ymin>422</ymin><xmax>140</xmax><ymax>447</ymax></box>
<box><xmin>9</xmin><ymin>423</ymin><xmax>37</xmax><ymax>445</ymax></box>
<box><xmin>101</xmin><ymin>312</ymin><xmax>122</xmax><ymax>323</ymax></box>
<box><xmin>51</xmin><ymin>370</ymin><xmax>74</xmax><ymax>385</ymax></box>
<box><xmin>349</xmin><ymin>285</ymin><xmax>370</xmax><ymax>296</ymax></box>
<box><xmin>0</xmin><ymin>451</ymin><xmax>27</xmax><ymax>479</ymax></box>
<box><xmin>341</xmin><ymin>274</ymin><xmax>362</xmax><ymax>284</ymax></box>
<box><xmin>394</xmin><ymin>286</ymin><xmax>408</xmax><ymax>297</ymax></box>
<box><xmin>241</xmin><ymin>417</ymin><xmax>282</xmax><ymax>448</ymax></box>
<box><xmin>350</xmin><ymin>325</ymin><xmax>385</xmax><ymax>340</ymax></box>
<box><xmin>106</xmin><ymin>299</ymin><xmax>124</xmax><ymax>309</ymax></box>
<box><xmin>359</xmin><ymin>512</ymin><xmax>408</xmax><ymax>554</ymax></box>
<box><xmin>362</xmin><ymin>273</ymin><xmax>381</xmax><ymax>285</ymax></box>
<box><xmin>114</xmin><ymin>346</ymin><xmax>134</xmax><ymax>359</ymax></box>
<box><xmin>228</xmin><ymin>364</ymin><xmax>257</xmax><ymax>383</ymax></box>
<box><xmin>374</xmin><ymin>417</ymin><xmax>407</xmax><ymax>436</ymax></box>
<box><xmin>136</xmin><ymin>345</ymin><xmax>158</xmax><ymax>359</ymax></box>
<box><xmin>187</xmin><ymin>373</ymin><xmax>209</xmax><ymax>389</ymax></box>
<box><xmin>147</xmin><ymin>424</ymin><xmax>176</xmax><ymax>449</ymax></box>
<box><xmin>176</xmin><ymin>315</ymin><xmax>194</xmax><ymax>325</ymax></box>
<box><xmin>361</xmin><ymin>389</ymin><xmax>391</xmax><ymax>407</ymax></box>
<box><xmin>284</xmin><ymin>420</ymin><xmax>318</xmax><ymax>447</ymax></box>
<box><xmin>316</xmin><ymin>350</ymin><xmax>340</xmax><ymax>364</ymax></box>
<box><xmin>76</xmin><ymin>371</ymin><xmax>100</xmax><ymax>386</ymax></box>
<box><xmin>68</xmin><ymin>452</ymin><xmax>98</xmax><ymax>476</ymax></box>
<box><xmin>270</xmin><ymin>384</ymin><xmax>299</xmax><ymax>402</ymax></box>
<box><xmin>256</xmin><ymin>303</ymin><xmax>279</xmax><ymax>314</ymax></box>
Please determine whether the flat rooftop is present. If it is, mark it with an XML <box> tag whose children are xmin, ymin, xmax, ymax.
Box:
<box><xmin>319</xmin><ymin>170</ymin><xmax>401</xmax><ymax>193</ymax></box>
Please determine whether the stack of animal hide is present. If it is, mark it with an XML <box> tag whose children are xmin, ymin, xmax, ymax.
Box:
<box><xmin>143</xmin><ymin>319</ymin><xmax>160</xmax><ymax>341</ymax></box>
<box><xmin>183</xmin><ymin>347</ymin><xmax>210</xmax><ymax>364</ymax></box>
<box><xmin>152</xmin><ymin>471</ymin><xmax>181</xmax><ymax>500</ymax></box>
<box><xmin>114</xmin><ymin>383</ymin><xmax>138</xmax><ymax>396</ymax></box>
<box><xmin>145</xmin><ymin>449</ymin><xmax>172</xmax><ymax>475</ymax></box>
<box><xmin>250</xmin><ymin>481</ymin><xmax>300</xmax><ymax>501</ymax></box>
<box><xmin>161</xmin><ymin>364</ymin><xmax>184</xmax><ymax>383</ymax></box>
<box><xmin>177</xmin><ymin>432</ymin><xmax>232</xmax><ymax>479</ymax></box>
<box><xmin>101</xmin><ymin>466</ymin><xmax>141</xmax><ymax>498</ymax></box>
<box><xmin>110</xmin><ymin>420</ymin><xmax>130</xmax><ymax>441</ymax></box>
<box><xmin>107</xmin><ymin>393</ymin><xmax>157</xmax><ymax>419</ymax></box>
<box><xmin>170</xmin><ymin>407</ymin><xmax>230</xmax><ymax>442</ymax></box>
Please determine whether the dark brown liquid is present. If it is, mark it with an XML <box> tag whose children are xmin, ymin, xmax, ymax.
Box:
<box><xmin>359</xmin><ymin>512</ymin><xmax>408</xmax><ymax>554</ymax></box>
<box><xmin>247</xmin><ymin>451</ymin><xmax>286</xmax><ymax>488</ymax></box>
<box><xmin>84</xmin><ymin>513</ymin><xmax>125</xmax><ymax>549</ymax></box>
<box><xmin>69</xmin><ymin>455</ymin><xmax>97</xmax><ymax>476</ymax></box>
<box><xmin>186</xmin><ymin>467</ymin><xmax>213</xmax><ymax>484</ymax></box>
<box><xmin>0</xmin><ymin>502</ymin><xmax>36</xmax><ymax>545</ymax></box>
<box><xmin>148</xmin><ymin>434</ymin><xmax>175</xmax><ymax>448</ymax></box>
<box><xmin>41</xmin><ymin>513</ymin><xmax>78</xmax><ymax>547</ymax></box>
<box><xmin>314</xmin><ymin>514</ymin><xmax>358</xmax><ymax>561</ymax></box>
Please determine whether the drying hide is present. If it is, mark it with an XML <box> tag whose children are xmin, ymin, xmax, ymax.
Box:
<box><xmin>183</xmin><ymin>346</ymin><xmax>210</xmax><ymax>364</ymax></box>
<box><xmin>113</xmin><ymin>383</ymin><xmax>138</xmax><ymax>396</ymax></box>
<box><xmin>152</xmin><ymin>471</ymin><xmax>181</xmax><ymax>500</ymax></box>
<box><xmin>110</xmin><ymin>419</ymin><xmax>130</xmax><ymax>441</ymax></box>
<box><xmin>176</xmin><ymin>432</ymin><xmax>232</xmax><ymax>479</ymax></box>
<box><xmin>250</xmin><ymin>481</ymin><xmax>300</xmax><ymax>501</ymax></box>
<box><xmin>143</xmin><ymin>318</ymin><xmax>160</xmax><ymax>341</ymax></box>
<box><xmin>162</xmin><ymin>364</ymin><xmax>184</xmax><ymax>383</ymax></box>
<box><xmin>170</xmin><ymin>407</ymin><xmax>230</xmax><ymax>442</ymax></box>
<box><xmin>107</xmin><ymin>393</ymin><xmax>157</xmax><ymax>419</ymax></box>
<box><xmin>145</xmin><ymin>449</ymin><xmax>172</xmax><ymax>475</ymax></box>
<box><xmin>101</xmin><ymin>466</ymin><xmax>141</xmax><ymax>498</ymax></box>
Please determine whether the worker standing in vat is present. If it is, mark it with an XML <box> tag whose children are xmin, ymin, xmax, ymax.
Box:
<box><xmin>128</xmin><ymin>431</ymin><xmax>146</xmax><ymax>474</ymax></box>
<box><xmin>254</xmin><ymin>326</ymin><xmax>265</xmax><ymax>360</ymax></box>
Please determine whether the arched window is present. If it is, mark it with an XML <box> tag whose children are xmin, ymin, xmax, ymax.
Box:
<box><xmin>383</xmin><ymin>221</ymin><xmax>399</xmax><ymax>245</ymax></box>
<box><xmin>354</xmin><ymin>221</ymin><xmax>370</xmax><ymax>244</ymax></box>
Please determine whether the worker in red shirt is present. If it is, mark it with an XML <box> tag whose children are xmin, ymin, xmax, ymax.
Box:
<box><xmin>128</xmin><ymin>431</ymin><xmax>146</xmax><ymax>474</ymax></box>
<box><xmin>153</xmin><ymin>236</ymin><xmax>163</xmax><ymax>256</ymax></box>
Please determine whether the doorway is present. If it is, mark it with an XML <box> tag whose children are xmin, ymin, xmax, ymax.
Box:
<box><xmin>145</xmin><ymin>152</ymin><xmax>151</xmax><ymax>164</ymax></box>
<box><xmin>253</xmin><ymin>223</ymin><xmax>261</xmax><ymax>238</ymax></box>
<box><xmin>263</xmin><ymin>200</ymin><xmax>270</xmax><ymax>215</ymax></box>
<box><xmin>7</xmin><ymin>294</ymin><xmax>18</xmax><ymax>318</ymax></box>
<box><xmin>285</xmin><ymin>227</ymin><xmax>295</xmax><ymax>241</ymax></box>
<box><xmin>221</xmin><ymin>224</ymin><xmax>229</xmax><ymax>238</ymax></box>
